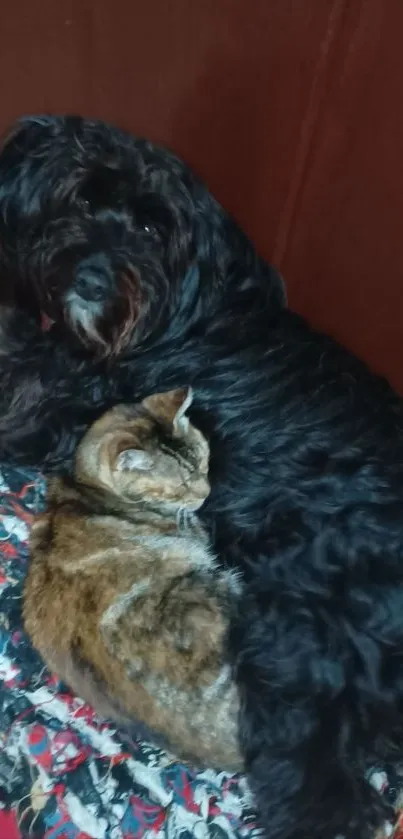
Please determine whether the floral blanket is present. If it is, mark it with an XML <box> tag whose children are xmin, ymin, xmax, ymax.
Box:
<box><xmin>0</xmin><ymin>465</ymin><xmax>403</xmax><ymax>839</ymax></box>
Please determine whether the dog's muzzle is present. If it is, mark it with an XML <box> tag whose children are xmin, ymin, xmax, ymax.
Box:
<box><xmin>74</xmin><ymin>254</ymin><xmax>115</xmax><ymax>303</ymax></box>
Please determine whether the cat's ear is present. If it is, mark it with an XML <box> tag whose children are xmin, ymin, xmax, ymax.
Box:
<box><xmin>116</xmin><ymin>449</ymin><xmax>154</xmax><ymax>472</ymax></box>
<box><xmin>142</xmin><ymin>388</ymin><xmax>193</xmax><ymax>432</ymax></box>
<box><xmin>173</xmin><ymin>387</ymin><xmax>193</xmax><ymax>435</ymax></box>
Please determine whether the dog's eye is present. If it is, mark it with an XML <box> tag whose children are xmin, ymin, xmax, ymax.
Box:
<box><xmin>77</xmin><ymin>197</ymin><xmax>91</xmax><ymax>211</ymax></box>
<box><xmin>142</xmin><ymin>223</ymin><xmax>160</xmax><ymax>239</ymax></box>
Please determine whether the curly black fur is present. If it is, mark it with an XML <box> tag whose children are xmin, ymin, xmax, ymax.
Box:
<box><xmin>0</xmin><ymin>115</ymin><xmax>402</xmax><ymax>839</ymax></box>
<box><xmin>0</xmin><ymin>114</ymin><xmax>284</xmax><ymax>356</ymax></box>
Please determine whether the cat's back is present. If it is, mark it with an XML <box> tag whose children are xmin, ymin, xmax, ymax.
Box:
<box><xmin>25</xmin><ymin>475</ymin><xmax>214</xmax><ymax>650</ymax></box>
<box><xmin>25</xmin><ymin>477</ymin><xmax>145</xmax><ymax>647</ymax></box>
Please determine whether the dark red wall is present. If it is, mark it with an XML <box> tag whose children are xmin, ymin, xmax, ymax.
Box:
<box><xmin>2</xmin><ymin>1</ymin><xmax>403</xmax><ymax>388</ymax></box>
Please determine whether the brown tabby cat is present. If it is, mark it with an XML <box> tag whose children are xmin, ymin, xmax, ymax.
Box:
<box><xmin>23</xmin><ymin>388</ymin><xmax>242</xmax><ymax>771</ymax></box>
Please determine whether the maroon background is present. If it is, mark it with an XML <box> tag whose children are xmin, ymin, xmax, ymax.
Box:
<box><xmin>2</xmin><ymin>1</ymin><xmax>403</xmax><ymax>388</ymax></box>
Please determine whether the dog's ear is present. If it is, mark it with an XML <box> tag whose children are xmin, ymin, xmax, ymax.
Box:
<box><xmin>0</xmin><ymin>116</ymin><xmax>63</xmax><ymax>223</ymax></box>
<box><xmin>142</xmin><ymin>388</ymin><xmax>192</xmax><ymax>432</ymax></box>
<box><xmin>0</xmin><ymin>115</ymin><xmax>60</xmax><ymax>161</ymax></box>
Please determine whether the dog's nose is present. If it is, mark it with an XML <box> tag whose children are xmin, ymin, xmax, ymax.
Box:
<box><xmin>75</xmin><ymin>270</ymin><xmax>107</xmax><ymax>302</ymax></box>
<box><xmin>75</xmin><ymin>256</ymin><xmax>113</xmax><ymax>303</ymax></box>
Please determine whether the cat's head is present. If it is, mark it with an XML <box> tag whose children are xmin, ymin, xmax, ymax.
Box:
<box><xmin>74</xmin><ymin>388</ymin><xmax>210</xmax><ymax>513</ymax></box>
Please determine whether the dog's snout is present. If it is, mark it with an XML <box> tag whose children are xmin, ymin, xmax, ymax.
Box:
<box><xmin>75</xmin><ymin>255</ymin><xmax>114</xmax><ymax>302</ymax></box>
<box><xmin>75</xmin><ymin>270</ymin><xmax>106</xmax><ymax>302</ymax></box>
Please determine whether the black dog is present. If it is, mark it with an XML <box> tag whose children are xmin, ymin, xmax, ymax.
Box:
<box><xmin>0</xmin><ymin>115</ymin><xmax>402</xmax><ymax>839</ymax></box>
<box><xmin>0</xmin><ymin>113</ymin><xmax>284</xmax><ymax>464</ymax></box>
<box><xmin>0</xmin><ymin>114</ymin><xmax>285</xmax><ymax>357</ymax></box>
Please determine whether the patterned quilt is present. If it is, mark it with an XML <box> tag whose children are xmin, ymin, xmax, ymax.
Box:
<box><xmin>0</xmin><ymin>466</ymin><xmax>403</xmax><ymax>839</ymax></box>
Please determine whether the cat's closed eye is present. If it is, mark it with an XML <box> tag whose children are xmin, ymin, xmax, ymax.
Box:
<box><xmin>159</xmin><ymin>440</ymin><xmax>197</xmax><ymax>472</ymax></box>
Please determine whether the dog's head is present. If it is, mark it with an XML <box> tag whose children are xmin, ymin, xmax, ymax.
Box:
<box><xmin>0</xmin><ymin>115</ymin><xmax>209</xmax><ymax>357</ymax></box>
<box><xmin>0</xmin><ymin>114</ymin><xmax>286</xmax><ymax>359</ymax></box>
